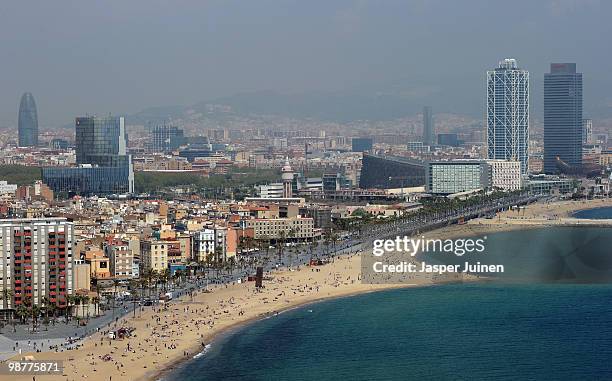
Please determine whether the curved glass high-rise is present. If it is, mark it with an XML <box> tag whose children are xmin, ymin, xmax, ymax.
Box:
<box><xmin>18</xmin><ymin>92</ymin><xmax>39</xmax><ymax>147</ymax></box>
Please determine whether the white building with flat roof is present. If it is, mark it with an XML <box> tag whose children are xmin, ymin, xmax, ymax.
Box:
<box><xmin>486</xmin><ymin>160</ymin><xmax>522</xmax><ymax>191</ymax></box>
<box><xmin>0</xmin><ymin>181</ymin><xmax>17</xmax><ymax>195</ymax></box>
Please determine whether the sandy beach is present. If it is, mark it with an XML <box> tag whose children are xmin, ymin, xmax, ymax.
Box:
<box><xmin>3</xmin><ymin>198</ymin><xmax>611</xmax><ymax>381</ymax></box>
<box><xmin>4</xmin><ymin>253</ymin><xmax>426</xmax><ymax>381</ymax></box>
<box><xmin>423</xmin><ymin>198</ymin><xmax>612</xmax><ymax>240</ymax></box>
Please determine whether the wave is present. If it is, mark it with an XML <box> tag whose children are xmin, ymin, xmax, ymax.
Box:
<box><xmin>193</xmin><ymin>344</ymin><xmax>212</xmax><ymax>359</ymax></box>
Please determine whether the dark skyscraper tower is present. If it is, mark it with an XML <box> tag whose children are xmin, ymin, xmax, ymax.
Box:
<box><xmin>544</xmin><ymin>63</ymin><xmax>582</xmax><ymax>174</ymax></box>
<box><xmin>18</xmin><ymin>92</ymin><xmax>39</xmax><ymax>147</ymax></box>
<box><xmin>422</xmin><ymin>106</ymin><xmax>435</xmax><ymax>146</ymax></box>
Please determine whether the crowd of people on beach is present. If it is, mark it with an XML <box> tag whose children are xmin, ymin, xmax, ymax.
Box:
<box><xmin>37</xmin><ymin>252</ymin><xmax>375</xmax><ymax>381</ymax></box>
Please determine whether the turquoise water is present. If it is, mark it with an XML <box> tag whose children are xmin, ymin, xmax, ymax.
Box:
<box><xmin>418</xmin><ymin>227</ymin><xmax>612</xmax><ymax>282</ymax></box>
<box><xmin>573</xmin><ymin>206</ymin><xmax>612</xmax><ymax>219</ymax></box>
<box><xmin>169</xmin><ymin>219</ymin><xmax>612</xmax><ymax>380</ymax></box>
<box><xmin>170</xmin><ymin>284</ymin><xmax>612</xmax><ymax>380</ymax></box>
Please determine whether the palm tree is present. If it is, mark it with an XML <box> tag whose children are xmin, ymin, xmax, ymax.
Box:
<box><xmin>47</xmin><ymin>302</ymin><xmax>57</xmax><ymax>326</ymax></box>
<box><xmin>138</xmin><ymin>278</ymin><xmax>147</xmax><ymax>304</ymax></box>
<box><xmin>15</xmin><ymin>304</ymin><xmax>28</xmax><ymax>325</ymax></box>
<box><xmin>112</xmin><ymin>279</ymin><xmax>121</xmax><ymax>319</ymax></box>
<box><xmin>65</xmin><ymin>295</ymin><xmax>76</xmax><ymax>323</ymax></box>
<box><xmin>1</xmin><ymin>289</ymin><xmax>14</xmax><ymax>324</ymax></box>
<box><xmin>310</xmin><ymin>239</ymin><xmax>319</xmax><ymax>261</ymax></box>
<box><xmin>277</xmin><ymin>230</ymin><xmax>287</xmax><ymax>264</ymax></box>
<box><xmin>92</xmin><ymin>296</ymin><xmax>100</xmax><ymax>317</ymax></box>
<box><xmin>149</xmin><ymin>269</ymin><xmax>159</xmax><ymax>298</ymax></box>
<box><xmin>242</xmin><ymin>236</ymin><xmax>254</xmax><ymax>255</ymax></box>
<box><xmin>94</xmin><ymin>283</ymin><xmax>102</xmax><ymax>315</ymax></box>
<box><xmin>128</xmin><ymin>279</ymin><xmax>139</xmax><ymax>318</ymax></box>
<box><xmin>73</xmin><ymin>295</ymin><xmax>82</xmax><ymax>324</ymax></box>
<box><xmin>22</xmin><ymin>296</ymin><xmax>33</xmax><ymax>331</ymax></box>
<box><xmin>40</xmin><ymin>296</ymin><xmax>51</xmax><ymax>329</ymax></box>
<box><xmin>161</xmin><ymin>268</ymin><xmax>171</xmax><ymax>293</ymax></box>
<box><xmin>31</xmin><ymin>304</ymin><xmax>41</xmax><ymax>333</ymax></box>
<box><xmin>173</xmin><ymin>270</ymin><xmax>182</xmax><ymax>288</ymax></box>
<box><xmin>259</xmin><ymin>236</ymin><xmax>271</xmax><ymax>258</ymax></box>
<box><xmin>323</xmin><ymin>229</ymin><xmax>332</xmax><ymax>256</ymax></box>
<box><xmin>81</xmin><ymin>295</ymin><xmax>90</xmax><ymax>323</ymax></box>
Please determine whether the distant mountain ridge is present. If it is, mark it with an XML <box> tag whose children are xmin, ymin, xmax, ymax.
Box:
<box><xmin>126</xmin><ymin>84</ymin><xmax>611</xmax><ymax>126</ymax></box>
<box><xmin>127</xmin><ymin>86</ymin><xmax>477</xmax><ymax>125</ymax></box>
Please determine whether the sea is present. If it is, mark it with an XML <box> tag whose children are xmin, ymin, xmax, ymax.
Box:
<box><xmin>573</xmin><ymin>205</ymin><xmax>612</xmax><ymax>219</ymax></box>
<box><xmin>167</xmin><ymin>208</ymin><xmax>612</xmax><ymax>381</ymax></box>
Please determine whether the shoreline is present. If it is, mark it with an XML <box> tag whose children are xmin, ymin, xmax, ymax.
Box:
<box><xmin>4</xmin><ymin>198</ymin><xmax>612</xmax><ymax>381</ymax></box>
<box><xmin>151</xmin><ymin>281</ymin><xmax>425</xmax><ymax>381</ymax></box>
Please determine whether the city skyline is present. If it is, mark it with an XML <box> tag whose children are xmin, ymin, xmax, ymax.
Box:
<box><xmin>0</xmin><ymin>1</ymin><xmax>611</xmax><ymax>127</ymax></box>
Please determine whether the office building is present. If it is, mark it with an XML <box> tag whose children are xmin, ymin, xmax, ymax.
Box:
<box><xmin>259</xmin><ymin>183</ymin><xmax>284</xmax><ymax>198</ymax></box>
<box><xmin>426</xmin><ymin>161</ymin><xmax>490</xmax><ymax>195</ymax></box>
<box><xmin>42</xmin><ymin>164</ymin><xmax>133</xmax><ymax>196</ymax></box>
<box><xmin>486</xmin><ymin>160</ymin><xmax>522</xmax><ymax>191</ymax></box>
<box><xmin>406</xmin><ymin>142</ymin><xmax>425</xmax><ymax>152</ymax></box>
<box><xmin>148</xmin><ymin>125</ymin><xmax>185</xmax><ymax>152</ymax></box>
<box><xmin>422</xmin><ymin>106</ymin><xmax>435</xmax><ymax>146</ymax></box>
<box><xmin>0</xmin><ymin>218</ymin><xmax>74</xmax><ymax>320</ymax></box>
<box><xmin>437</xmin><ymin>133</ymin><xmax>460</xmax><ymax>147</ymax></box>
<box><xmin>582</xmin><ymin>119</ymin><xmax>593</xmax><ymax>144</ymax></box>
<box><xmin>49</xmin><ymin>138</ymin><xmax>69</xmax><ymax>150</ymax></box>
<box><xmin>360</xmin><ymin>154</ymin><xmax>425</xmax><ymax>189</ymax></box>
<box><xmin>486</xmin><ymin>58</ymin><xmax>529</xmax><ymax>174</ymax></box>
<box><xmin>352</xmin><ymin>137</ymin><xmax>373</xmax><ymax>152</ymax></box>
<box><xmin>544</xmin><ymin>63</ymin><xmax>583</xmax><ymax>174</ymax></box>
<box><xmin>526</xmin><ymin>175</ymin><xmax>576</xmax><ymax>195</ymax></box>
<box><xmin>18</xmin><ymin>92</ymin><xmax>39</xmax><ymax>147</ymax></box>
<box><xmin>323</xmin><ymin>173</ymin><xmax>344</xmax><ymax>192</ymax></box>
<box><xmin>75</xmin><ymin>116</ymin><xmax>128</xmax><ymax>166</ymax></box>
<box><xmin>43</xmin><ymin>116</ymin><xmax>134</xmax><ymax>196</ymax></box>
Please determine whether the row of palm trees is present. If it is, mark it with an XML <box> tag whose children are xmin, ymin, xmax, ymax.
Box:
<box><xmin>0</xmin><ymin>225</ymin><xmax>352</xmax><ymax>334</ymax></box>
<box><xmin>0</xmin><ymin>291</ymin><xmax>101</xmax><ymax>334</ymax></box>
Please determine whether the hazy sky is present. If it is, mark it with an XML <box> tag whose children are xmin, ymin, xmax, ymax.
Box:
<box><xmin>1</xmin><ymin>0</ymin><xmax>610</xmax><ymax>126</ymax></box>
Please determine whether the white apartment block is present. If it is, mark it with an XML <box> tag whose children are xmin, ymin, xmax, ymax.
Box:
<box><xmin>193</xmin><ymin>227</ymin><xmax>228</xmax><ymax>262</ymax></box>
<box><xmin>486</xmin><ymin>160</ymin><xmax>522</xmax><ymax>191</ymax></box>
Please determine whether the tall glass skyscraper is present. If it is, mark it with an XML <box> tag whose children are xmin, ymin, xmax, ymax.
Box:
<box><xmin>18</xmin><ymin>92</ymin><xmax>39</xmax><ymax>147</ymax></box>
<box><xmin>544</xmin><ymin>63</ymin><xmax>582</xmax><ymax>174</ymax></box>
<box><xmin>422</xmin><ymin>106</ymin><xmax>435</xmax><ymax>146</ymax></box>
<box><xmin>76</xmin><ymin>116</ymin><xmax>128</xmax><ymax>166</ymax></box>
<box><xmin>43</xmin><ymin>116</ymin><xmax>133</xmax><ymax>196</ymax></box>
<box><xmin>486</xmin><ymin>59</ymin><xmax>529</xmax><ymax>174</ymax></box>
